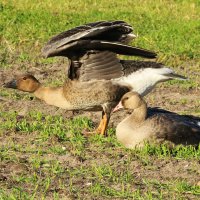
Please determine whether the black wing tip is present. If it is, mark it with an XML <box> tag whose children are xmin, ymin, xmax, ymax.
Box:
<box><xmin>130</xmin><ymin>48</ymin><xmax>157</xmax><ymax>59</ymax></box>
<box><xmin>146</xmin><ymin>52</ymin><xmax>157</xmax><ymax>58</ymax></box>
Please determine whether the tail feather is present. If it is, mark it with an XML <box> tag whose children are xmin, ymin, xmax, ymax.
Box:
<box><xmin>156</xmin><ymin>67</ymin><xmax>188</xmax><ymax>80</ymax></box>
<box><xmin>117</xmin><ymin>67</ymin><xmax>188</xmax><ymax>96</ymax></box>
<box><xmin>164</xmin><ymin>72</ymin><xmax>188</xmax><ymax>80</ymax></box>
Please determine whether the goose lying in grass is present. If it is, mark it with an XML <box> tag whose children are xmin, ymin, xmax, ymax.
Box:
<box><xmin>113</xmin><ymin>92</ymin><xmax>200</xmax><ymax>148</ymax></box>
<box><xmin>4</xmin><ymin>21</ymin><xmax>186</xmax><ymax>135</ymax></box>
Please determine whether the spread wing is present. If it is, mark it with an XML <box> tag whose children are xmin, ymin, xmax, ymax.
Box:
<box><xmin>42</xmin><ymin>20</ymin><xmax>156</xmax><ymax>59</ymax></box>
<box><xmin>68</xmin><ymin>52</ymin><xmax>164</xmax><ymax>81</ymax></box>
<box><xmin>42</xmin><ymin>20</ymin><xmax>134</xmax><ymax>57</ymax></box>
<box><xmin>69</xmin><ymin>51</ymin><xmax>124</xmax><ymax>81</ymax></box>
<box><xmin>42</xmin><ymin>20</ymin><xmax>157</xmax><ymax>81</ymax></box>
<box><xmin>42</xmin><ymin>39</ymin><xmax>157</xmax><ymax>59</ymax></box>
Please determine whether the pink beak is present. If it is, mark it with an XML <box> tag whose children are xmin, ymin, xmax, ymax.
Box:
<box><xmin>113</xmin><ymin>101</ymin><xmax>124</xmax><ymax>113</ymax></box>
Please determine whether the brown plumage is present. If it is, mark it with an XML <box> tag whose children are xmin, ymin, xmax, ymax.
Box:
<box><xmin>4</xmin><ymin>74</ymin><xmax>130</xmax><ymax>135</ymax></box>
<box><xmin>114</xmin><ymin>92</ymin><xmax>200</xmax><ymax>148</ymax></box>
<box><xmin>3</xmin><ymin>21</ymin><xmax>186</xmax><ymax>135</ymax></box>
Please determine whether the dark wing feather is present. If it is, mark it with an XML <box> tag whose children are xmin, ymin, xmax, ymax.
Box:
<box><xmin>42</xmin><ymin>20</ymin><xmax>133</xmax><ymax>57</ymax></box>
<box><xmin>43</xmin><ymin>39</ymin><xmax>157</xmax><ymax>58</ymax></box>
<box><xmin>71</xmin><ymin>51</ymin><xmax>124</xmax><ymax>81</ymax></box>
<box><xmin>120</xmin><ymin>61</ymin><xmax>164</xmax><ymax>75</ymax></box>
<box><xmin>42</xmin><ymin>21</ymin><xmax>157</xmax><ymax>81</ymax></box>
<box><xmin>47</xmin><ymin>20</ymin><xmax>132</xmax><ymax>43</ymax></box>
<box><xmin>69</xmin><ymin>53</ymin><xmax>164</xmax><ymax>81</ymax></box>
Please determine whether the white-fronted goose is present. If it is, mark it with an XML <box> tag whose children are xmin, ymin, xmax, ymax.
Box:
<box><xmin>114</xmin><ymin>92</ymin><xmax>200</xmax><ymax>148</ymax></box>
<box><xmin>4</xmin><ymin>21</ymin><xmax>186</xmax><ymax>135</ymax></box>
<box><xmin>4</xmin><ymin>74</ymin><xmax>130</xmax><ymax>135</ymax></box>
<box><xmin>42</xmin><ymin>20</ymin><xmax>186</xmax><ymax>95</ymax></box>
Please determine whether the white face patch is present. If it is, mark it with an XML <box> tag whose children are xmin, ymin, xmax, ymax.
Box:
<box><xmin>197</xmin><ymin>122</ymin><xmax>200</xmax><ymax>127</ymax></box>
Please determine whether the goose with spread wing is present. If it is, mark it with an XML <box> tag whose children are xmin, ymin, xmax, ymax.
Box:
<box><xmin>42</xmin><ymin>20</ymin><xmax>185</xmax><ymax>95</ymax></box>
<box><xmin>4</xmin><ymin>21</ymin><xmax>186</xmax><ymax>135</ymax></box>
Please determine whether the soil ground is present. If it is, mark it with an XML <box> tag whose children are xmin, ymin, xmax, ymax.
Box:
<box><xmin>0</xmin><ymin>62</ymin><xmax>200</xmax><ymax>199</ymax></box>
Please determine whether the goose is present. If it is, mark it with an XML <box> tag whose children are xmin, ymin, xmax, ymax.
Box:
<box><xmin>4</xmin><ymin>21</ymin><xmax>186</xmax><ymax>135</ymax></box>
<box><xmin>113</xmin><ymin>92</ymin><xmax>200</xmax><ymax>148</ymax></box>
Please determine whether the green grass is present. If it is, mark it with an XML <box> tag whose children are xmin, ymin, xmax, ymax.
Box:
<box><xmin>0</xmin><ymin>110</ymin><xmax>200</xmax><ymax>199</ymax></box>
<box><xmin>0</xmin><ymin>0</ymin><xmax>200</xmax><ymax>199</ymax></box>
<box><xmin>0</xmin><ymin>0</ymin><xmax>200</xmax><ymax>66</ymax></box>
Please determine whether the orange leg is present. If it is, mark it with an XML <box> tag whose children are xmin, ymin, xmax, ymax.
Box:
<box><xmin>83</xmin><ymin>111</ymin><xmax>110</xmax><ymax>136</ymax></box>
<box><xmin>95</xmin><ymin>114</ymin><xmax>108</xmax><ymax>135</ymax></box>
<box><xmin>95</xmin><ymin>118</ymin><xmax>104</xmax><ymax>133</ymax></box>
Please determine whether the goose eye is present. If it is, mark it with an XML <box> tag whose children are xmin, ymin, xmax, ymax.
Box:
<box><xmin>123</xmin><ymin>97</ymin><xmax>129</xmax><ymax>101</ymax></box>
<box><xmin>23</xmin><ymin>77</ymin><xmax>27</xmax><ymax>80</ymax></box>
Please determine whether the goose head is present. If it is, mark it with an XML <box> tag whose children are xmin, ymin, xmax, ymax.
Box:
<box><xmin>3</xmin><ymin>74</ymin><xmax>40</xmax><ymax>93</ymax></box>
<box><xmin>113</xmin><ymin>91</ymin><xmax>145</xmax><ymax>112</ymax></box>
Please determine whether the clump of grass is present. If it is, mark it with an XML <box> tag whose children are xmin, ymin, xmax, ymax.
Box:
<box><xmin>0</xmin><ymin>0</ymin><xmax>199</xmax><ymax>66</ymax></box>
